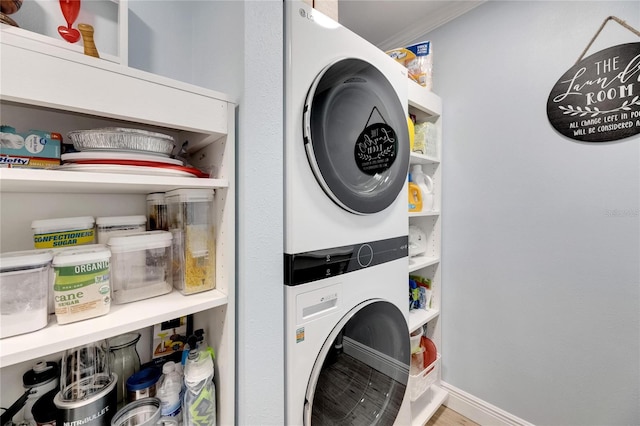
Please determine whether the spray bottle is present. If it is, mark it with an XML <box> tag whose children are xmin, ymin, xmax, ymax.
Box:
<box><xmin>183</xmin><ymin>335</ymin><xmax>216</xmax><ymax>426</ymax></box>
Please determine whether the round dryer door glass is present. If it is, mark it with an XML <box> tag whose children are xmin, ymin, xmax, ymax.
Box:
<box><xmin>304</xmin><ymin>58</ymin><xmax>410</xmax><ymax>215</ymax></box>
<box><xmin>304</xmin><ymin>300</ymin><xmax>410</xmax><ymax>425</ymax></box>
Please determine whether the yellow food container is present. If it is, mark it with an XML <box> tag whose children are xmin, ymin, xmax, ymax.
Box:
<box><xmin>31</xmin><ymin>216</ymin><xmax>95</xmax><ymax>249</ymax></box>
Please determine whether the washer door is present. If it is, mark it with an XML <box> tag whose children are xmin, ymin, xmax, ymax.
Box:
<box><xmin>304</xmin><ymin>58</ymin><xmax>410</xmax><ymax>215</ymax></box>
<box><xmin>304</xmin><ymin>300</ymin><xmax>410</xmax><ymax>425</ymax></box>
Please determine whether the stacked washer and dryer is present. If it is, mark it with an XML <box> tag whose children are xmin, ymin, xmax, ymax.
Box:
<box><xmin>284</xmin><ymin>2</ymin><xmax>413</xmax><ymax>425</ymax></box>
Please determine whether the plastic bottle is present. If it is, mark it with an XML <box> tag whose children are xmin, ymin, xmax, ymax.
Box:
<box><xmin>183</xmin><ymin>337</ymin><xmax>216</xmax><ymax>426</ymax></box>
<box><xmin>157</xmin><ymin>361</ymin><xmax>182</xmax><ymax>418</ymax></box>
<box><xmin>411</xmin><ymin>165</ymin><xmax>434</xmax><ymax>211</ymax></box>
<box><xmin>408</xmin><ymin>173</ymin><xmax>423</xmax><ymax>212</ymax></box>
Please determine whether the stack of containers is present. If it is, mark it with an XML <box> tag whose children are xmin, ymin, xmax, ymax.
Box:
<box><xmin>166</xmin><ymin>189</ymin><xmax>216</xmax><ymax>295</ymax></box>
<box><xmin>1</xmin><ymin>190</ymin><xmax>199</xmax><ymax>337</ymax></box>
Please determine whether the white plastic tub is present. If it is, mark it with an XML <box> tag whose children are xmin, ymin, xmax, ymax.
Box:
<box><xmin>409</xmin><ymin>353</ymin><xmax>441</xmax><ymax>402</ymax></box>
<box><xmin>0</xmin><ymin>250</ymin><xmax>53</xmax><ymax>338</ymax></box>
<box><xmin>96</xmin><ymin>215</ymin><xmax>147</xmax><ymax>244</ymax></box>
<box><xmin>52</xmin><ymin>245</ymin><xmax>111</xmax><ymax>325</ymax></box>
<box><xmin>32</xmin><ymin>216</ymin><xmax>95</xmax><ymax>249</ymax></box>
<box><xmin>108</xmin><ymin>231</ymin><xmax>173</xmax><ymax>304</ymax></box>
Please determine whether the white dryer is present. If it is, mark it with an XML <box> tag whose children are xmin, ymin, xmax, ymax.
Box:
<box><xmin>284</xmin><ymin>2</ymin><xmax>412</xmax><ymax>425</ymax></box>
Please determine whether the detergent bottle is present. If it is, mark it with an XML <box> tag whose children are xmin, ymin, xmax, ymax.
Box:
<box><xmin>411</xmin><ymin>165</ymin><xmax>434</xmax><ymax>211</ymax></box>
<box><xmin>408</xmin><ymin>173</ymin><xmax>422</xmax><ymax>212</ymax></box>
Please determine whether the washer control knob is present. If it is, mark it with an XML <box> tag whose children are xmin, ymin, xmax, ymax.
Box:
<box><xmin>357</xmin><ymin>244</ymin><xmax>373</xmax><ymax>268</ymax></box>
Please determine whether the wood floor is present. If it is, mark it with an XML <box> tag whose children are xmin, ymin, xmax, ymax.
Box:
<box><xmin>426</xmin><ymin>406</ymin><xmax>479</xmax><ymax>426</ymax></box>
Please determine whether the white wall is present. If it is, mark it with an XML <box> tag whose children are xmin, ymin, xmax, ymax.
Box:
<box><xmin>416</xmin><ymin>2</ymin><xmax>639</xmax><ymax>424</ymax></box>
<box><xmin>128</xmin><ymin>2</ymin><xmax>285</xmax><ymax>424</ymax></box>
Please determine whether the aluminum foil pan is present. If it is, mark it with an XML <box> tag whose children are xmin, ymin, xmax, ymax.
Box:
<box><xmin>68</xmin><ymin>128</ymin><xmax>175</xmax><ymax>156</ymax></box>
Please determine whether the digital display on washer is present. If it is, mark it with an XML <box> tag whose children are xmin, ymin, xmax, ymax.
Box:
<box><xmin>284</xmin><ymin>235</ymin><xmax>407</xmax><ymax>286</ymax></box>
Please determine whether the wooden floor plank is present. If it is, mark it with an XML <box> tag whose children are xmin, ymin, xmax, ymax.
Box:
<box><xmin>426</xmin><ymin>405</ymin><xmax>479</xmax><ymax>426</ymax></box>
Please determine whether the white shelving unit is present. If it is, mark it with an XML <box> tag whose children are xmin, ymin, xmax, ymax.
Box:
<box><xmin>406</xmin><ymin>80</ymin><xmax>447</xmax><ymax>425</ymax></box>
<box><xmin>0</xmin><ymin>28</ymin><xmax>235</xmax><ymax>425</ymax></box>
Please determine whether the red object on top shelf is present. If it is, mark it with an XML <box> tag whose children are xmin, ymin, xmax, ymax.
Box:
<box><xmin>58</xmin><ymin>0</ymin><xmax>81</xmax><ymax>43</ymax></box>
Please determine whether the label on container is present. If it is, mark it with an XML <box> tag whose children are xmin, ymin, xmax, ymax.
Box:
<box><xmin>54</xmin><ymin>260</ymin><xmax>110</xmax><ymax>323</ymax></box>
<box><xmin>34</xmin><ymin>229</ymin><xmax>95</xmax><ymax>248</ymax></box>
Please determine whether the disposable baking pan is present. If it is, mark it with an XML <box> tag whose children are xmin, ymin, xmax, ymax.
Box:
<box><xmin>67</xmin><ymin>128</ymin><xmax>175</xmax><ymax>156</ymax></box>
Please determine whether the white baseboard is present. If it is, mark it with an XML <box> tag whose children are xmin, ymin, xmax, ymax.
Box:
<box><xmin>440</xmin><ymin>382</ymin><xmax>534</xmax><ymax>426</ymax></box>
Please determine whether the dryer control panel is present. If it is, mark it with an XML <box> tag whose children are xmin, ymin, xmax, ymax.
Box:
<box><xmin>284</xmin><ymin>235</ymin><xmax>408</xmax><ymax>286</ymax></box>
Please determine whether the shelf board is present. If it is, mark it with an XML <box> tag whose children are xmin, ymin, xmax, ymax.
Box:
<box><xmin>408</xmin><ymin>80</ymin><xmax>442</xmax><ymax>117</ymax></box>
<box><xmin>409</xmin><ymin>210</ymin><xmax>440</xmax><ymax>218</ymax></box>
<box><xmin>0</xmin><ymin>168</ymin><xmax>228</xmax><ymax>194</ymax></box>
<box><xmin>411</xmin><ymin>384</ymin><xmax>449</xmax><ymax>426</ymax></box>
<box><xmin>409</xmin><ymin>308</ymin><xmax>440</xmax><ymax>333</ymax></box>
<box><xmin>0</xmin><ymin>289</ymin><xmax>228</xmax><ymax>368</ymax></box>
<box><xmin>409</xmin><ymin>256</ymin><xmax>440</xmax><ymax>272</ymax></box>
<box><xmin>410</xmin><ymin>152</ymin><xmax>440</xmax><ymax>165</ymax></box>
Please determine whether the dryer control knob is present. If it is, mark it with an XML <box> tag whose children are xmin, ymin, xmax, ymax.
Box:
<box><xmin>357</xmin><ymin>244</ymin><xmax>373</xmax><ymax>268</ymax></box>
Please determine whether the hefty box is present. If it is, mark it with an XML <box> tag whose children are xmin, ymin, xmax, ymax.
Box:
<box><xmin>0</xmin><ymin>125</ymin><xmax>62</xmax><ymax>169</ymax></box>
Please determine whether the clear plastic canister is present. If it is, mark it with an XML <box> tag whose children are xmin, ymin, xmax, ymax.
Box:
<box><xmin>165</xmin><ymin>189</ymin><xmax>215</xmax><ymax>295</ymax></box>
<box><xmin>96</xmin><ymin>215</ymin><xmax>147</xmax><ymax>244</ymax></box>
<box><xmin>147</xmin><ymin>193</ymin><xmax>168</xmax><ymax>231</ymax></box>
<box><xmin>0</xmin><ymin>249</ymin><xmax>53</xmax><ymax>338</ymax></box>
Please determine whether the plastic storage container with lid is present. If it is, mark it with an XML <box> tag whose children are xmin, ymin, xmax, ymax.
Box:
<box><xmin>31</xmin><ymin>216</ymin><xmax>95</xmax><ymax>249</ymax></box>
<box><xmin>108</xmin><ymin>231</ymin><xmax>173</xmax><ymax>304</ymax></box>
<box><xmin>52</xmin><ymin>245</ymin><xmax>111</xmax><ymax>325</ymax></box>
<box><xmin>96</xmin><ymin>215</ymin><xmax>147</xmax><ymax>244</ymax></box>
<box><xmin>147</xmin><ymin>193</ymin><xmax>168</xmax><ymax>231</ymax></box>
<box><xmin>166</xmin><ymin>189</ymin><xmax>216</xmax><ymax>295</ymax></box>
<box><xmin>0</xmin><ymin>249</ymin><xmax>53</xmax><ymax>338</ymax></box>
<box><xmin>126</xmin><ymin>367</ymin><xmax>162</xmax><ymax>402</ymax></box>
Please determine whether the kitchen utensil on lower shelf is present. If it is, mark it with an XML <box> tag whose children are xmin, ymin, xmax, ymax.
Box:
<box><xmin>0</xmin><ymin>389</ymin><xmax>31</xmax><ymax>426</ymax></box>
<box><xmin>109</xmin><ymin>333</ymin><xmax>142</xmax><ymax>408</ymax></box>
<box><xmin>22</xmin><ymin>361</ymin><xmax>60</xmax><ymax>423</ymax></box>
<box><xmin>54</xmin><ymin>339</ymin><xmax>118</xmax><ymax>425</ymax></box>
<box><xmin>111</xmin><ymin>398</ymin><xmax>179</xmax><ymax>426</ymax></box>
<box><xmin>58</xmin><ymin>0</ymin><xmax>81</xmax><ymax>43</ymax></box>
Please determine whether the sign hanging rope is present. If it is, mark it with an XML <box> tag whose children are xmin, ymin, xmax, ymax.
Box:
<box><xmin>576</xmin><ymin>16</ymin><xmax>640</xmax><ymax>64</ymax></box>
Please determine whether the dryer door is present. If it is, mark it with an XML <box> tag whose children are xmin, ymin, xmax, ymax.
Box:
<box><xmin>304</xmin><ymin>300</ymin><xmax>410</xmax><ymax>425</ymax></box>
<box><xmin>304</xmin><ymin>58</ymin><xmax>410</xmax><ymax>215</ymax></box>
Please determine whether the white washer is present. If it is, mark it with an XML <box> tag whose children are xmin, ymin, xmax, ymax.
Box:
<box><xmin>285</xmin><ymin>2</ymin><xmax>412</xmax><ymax>425</ymax></box>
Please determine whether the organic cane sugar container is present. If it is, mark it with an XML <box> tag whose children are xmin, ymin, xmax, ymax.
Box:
<box><xmin>0</xmin><ymin>249</ymin><xmax>53</xmax><ymax>338</ymax></box>
<box><xmin>32</xmin><ymin>216</ymin><xmax>95</xmax><ymax>249</ymax></box>
<box><xmin>52</xmin><ymin>245</ymin><xmax>111</xmax><ymax>325</ymax></box>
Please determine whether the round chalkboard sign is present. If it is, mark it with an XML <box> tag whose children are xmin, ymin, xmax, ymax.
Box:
<box><xmin>547</xmin><ymin>42</ymin><xmax>640</xmax><ymax>142</ymax></box>
<box><xmin>354</xmin><ymin>123</ymin><xmax>398</xmax><ymax>175</ymax></box>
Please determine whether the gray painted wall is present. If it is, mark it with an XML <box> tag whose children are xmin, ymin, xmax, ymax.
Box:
<box><xmin>129</xmin><ymin>2</ymin><xmax>284</xmax><ymax>424</ymax></box>
<box><xmin>415</xmin><ymin>2</ymin><xmax>640</xmax><ymax>424</ymax></box>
